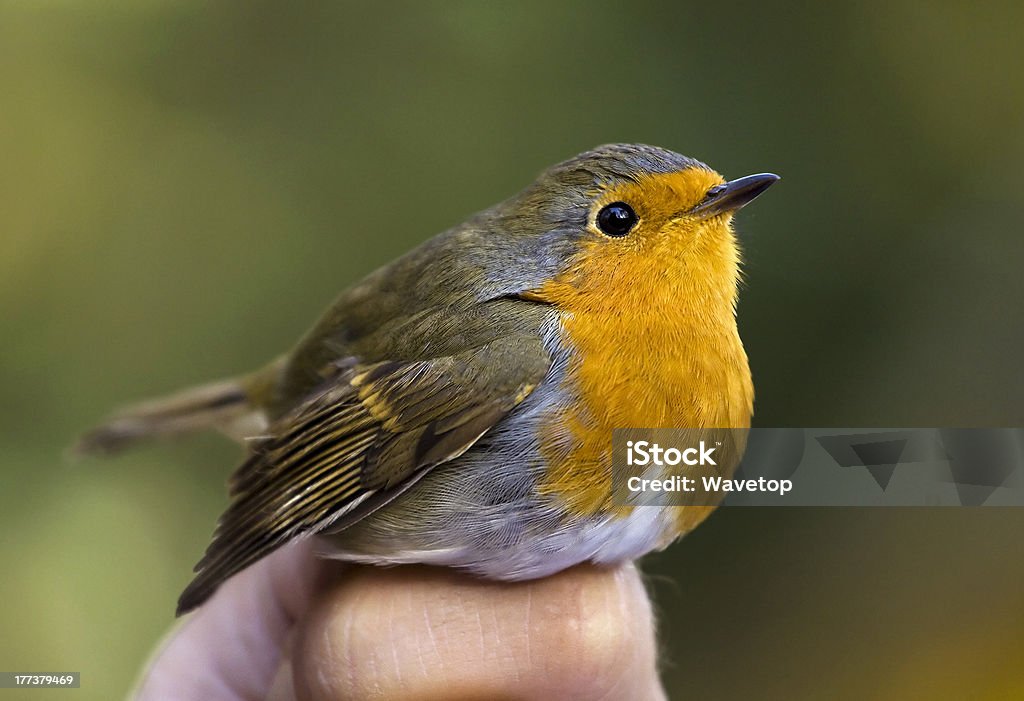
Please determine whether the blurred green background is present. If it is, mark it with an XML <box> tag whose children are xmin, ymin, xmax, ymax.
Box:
<box><xmin>2</xmin><ymin>1</ymin><xmax>1023</xmax><ymax>699</ymax></box>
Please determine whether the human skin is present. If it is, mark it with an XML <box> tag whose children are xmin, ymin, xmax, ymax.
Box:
<box><xmin>134</xmin><ymin>541</ymin><xmax>667</xmax><ymax>700</ymax></box>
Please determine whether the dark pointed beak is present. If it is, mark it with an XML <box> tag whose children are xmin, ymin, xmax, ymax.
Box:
<box><xmin>691</xmin><ymin>173</ymin><xmax>780</xmax><ymax>217</ymax></box>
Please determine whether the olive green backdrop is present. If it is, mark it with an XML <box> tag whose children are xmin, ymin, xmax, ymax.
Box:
<box><xmin>2</xmin><ymin>2</ymin><xmax>1022</xmax><ymax>699</ymax></box>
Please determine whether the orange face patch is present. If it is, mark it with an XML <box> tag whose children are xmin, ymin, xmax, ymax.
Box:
<box><xmin>590</xmin><ymin>167</ymin><xmax>728</xmax><ymax>244</ymax></box>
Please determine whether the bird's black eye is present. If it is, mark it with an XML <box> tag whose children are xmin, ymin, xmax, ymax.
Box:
<box><xmin>596</xmin><ymin>202</ymin><xmax>638</xmax><ymax>237</ymax></box>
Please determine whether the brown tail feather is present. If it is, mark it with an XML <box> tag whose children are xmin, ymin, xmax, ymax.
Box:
<box><xmin>74</xmin><ymin>378</ymin><xmax>256</xmax><ymax>456</ymax></box>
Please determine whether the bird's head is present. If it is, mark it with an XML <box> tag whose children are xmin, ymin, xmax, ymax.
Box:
<box><xmin>492</xmin><ymin>144</ymin><xmax>778</xmax><ymax>321</ymax></box>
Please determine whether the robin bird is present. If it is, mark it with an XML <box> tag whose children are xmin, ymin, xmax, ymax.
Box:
<box><xmin>77</xmin><ymin>143</ymin><xmax>778</xmax><ymax>615</ymax></box>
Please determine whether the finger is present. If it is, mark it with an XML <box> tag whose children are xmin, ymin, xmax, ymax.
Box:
<box><xmin>291</xmin><ymin>563</ymin><xmax>667</xmax><ymax>701</ymax></box>
<box><xmin>265</xmin><ymin>643</ymin><xmax>298</xmax><ymax>701</ymax></box>
<box><xmin>133</xmin><ymin>539</ymin><xmax>324</xmax><ymax>701</ymax></box>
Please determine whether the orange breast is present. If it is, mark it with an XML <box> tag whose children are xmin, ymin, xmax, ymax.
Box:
<box><xmin>530</xmin><ymin>178</ymin><xmax>754</xmax><ymax>518</ymax></box>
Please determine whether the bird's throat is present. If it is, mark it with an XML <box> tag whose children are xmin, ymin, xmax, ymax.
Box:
<box><xmin>532</xmin><ymin>249</ymin><xmax>753</xmax><ymax>517</ymax></box>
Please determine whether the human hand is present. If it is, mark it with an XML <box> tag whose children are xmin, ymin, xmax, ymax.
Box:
<box><xmin>134</xmin><ymin>541</ymin><xmax>666</xmax><ymax>700</ymax></box>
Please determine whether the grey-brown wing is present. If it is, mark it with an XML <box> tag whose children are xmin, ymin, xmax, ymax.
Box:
<box><xmin>177</xmin><ymin>333</ymin><xmax>550</xmax><ymax>614</ymax></box>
